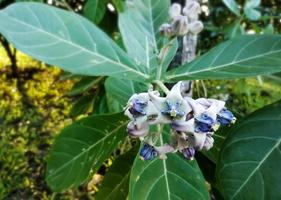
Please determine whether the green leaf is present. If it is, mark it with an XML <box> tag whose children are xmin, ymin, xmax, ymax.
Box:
<box><xmin>244</xmin><ymin>0</ymin><xmax>261</xmax><ymax>21</ymax></box>
<box><xmin>263</xmin><ymin>24</ymin><xmax>274</xmax><ymax>34</ymax></box>
<box><xmin>158</xmin><ymin>38</ymin><xmax>178</xmax><ymax>77</ymax></box>
<box><xmin>112</xmin><ymin>0</ymin><xmax>124</xmax><ymax>12</ymax></box>
<box><xmin>96</xmin><ymin>147</ymin><xmax>138</xmax><ymax>200</ymax></box>
<box><xmin>105</xmin><ymin>77</ymin><xmax>148</xmax><ymax>113</ymax></box>
<box><xmin>129</xmin><ymin>134</ymin><xmax>210</xmax><ymax>200</ymax></box>
<box><xmin>222</xmin><ymin>0</ymin><xmax>240</xmax><ymax>16</ymax></box>
<box><xmin>217</xmin><ymin>100</ymin><xmax>281</xmax><ymax>199</ymax></box>
<box><xmin>46</xmin><ymin>113</ymin><xmax>128</xmax><ymax>192</ymax></box>
<box><xmin>83</xmin><ymin>0</ymin><xmax>107</xmax><ymax>24</ymax></box>
<box><xmin>70</xmin><ymin>94</ymin><xmax>94</xmax><ymax>117</ymax></box>
<box><xmin>166</xmin><ymin>35</ymin><xmax>281</xmax><ymax>81</ymax></box>
<box><xmin>93</xmin><ymin>90</ymin><xmax>110</xmax><ymax>114</ymax></box>
<box><xmin>118</xmin><ymin>0</ymin><xmax>170</xmax><ymax>77</ymax></box>
<box><xmin>244</xmin><ymin>0</ymin><xmax>261</xmax><ymax>9</ymax></box>
<box><xmin>68</xmin><ymin>77</ymin><xmax>100</xmax><ymax>96</ymax></box>
<box><xmin>224</xmin><ymin>19</ymin><xmax>244</xmax><ymax>39</ymax></box>
<box><xmin>244</xmin><ymin>8</ymin><xmax>261</xmax><ymax>21</ymax></box>
<box><xmin>0</xmin><ymin>3</ymin><xmax>149</xmax><ymax>81</ymax></box>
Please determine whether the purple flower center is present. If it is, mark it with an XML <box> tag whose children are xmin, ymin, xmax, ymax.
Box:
<box><xmin>162</xmin><ymin>100</ymin><xmax>185</xmax><ymax>119</ymax></box>
<box><xmin>217</xmin><ymin>108</ymin><xmax>236</xmax><ymax>125</ymax></box>
<box><xmin>194</xmin><ymin>113</ymin><xmax>214</xmax><ymax>133</ymax></box>
<box><xmin>129</xmin><ymin>98</ymin><xmax>147</xmax><ymax>117</ymax></box>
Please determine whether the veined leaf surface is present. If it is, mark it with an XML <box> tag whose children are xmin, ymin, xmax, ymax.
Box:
<box><xmin>0</xmin><ymin>3</ymin><xmax>148</xmax><ymax>81</ymax></box>
<box><xmin>217</xmin><ymin>100</ymin><xmax>281</xmax><ymax>199</ymax></box>
<box><xmin>166</xmin><ymin>35</ymin><xmax>281</xmax><ymax>81</ymax></box>
<box><xmin>118</xmin><ymin>0</ymin><xmax>170</xmax><ymax>77</ymax></box>
<box><xmin>46</xmin><ymin>113</ymin><xmax>128</xmax><ymax>192</ymax></box>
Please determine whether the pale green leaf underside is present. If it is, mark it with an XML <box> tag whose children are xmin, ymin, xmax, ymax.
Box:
<box><xmin>46</xmin><ymin>113</ymin><xmax>128</xmax><ymax>192</ymax></box>
<box><xmin>118</xmin><ymin>0</ymin><xmax>170</xmax><ymax>76</ymax></box>
<box><xmin>0</xmin><ymin>3</ymin><xmax>148</xmax><ymax>81</ymax></box>
<box><xmin>217</xmin><ymin>101</ymin><xmax>281</xmax><ymax>200</ymax></box>
<box><xmin>166</xmin><ymin>35</ymin><xmax>281</xmax><ymax>81</ymax></box>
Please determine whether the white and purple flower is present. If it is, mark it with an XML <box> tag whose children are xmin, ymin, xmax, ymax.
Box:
<box><xmin>124</xmin><ymin>81</ymin><xmax>236</xmax><ymax>161</ymax></box>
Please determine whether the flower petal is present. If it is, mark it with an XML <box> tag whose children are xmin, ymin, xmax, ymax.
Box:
<box><xmin>171</xmin><ymin>118</ymin><xmax>195</xmax><ymax>132</ymax></box>
<box><xmin>182</xmin><ymin>147</ymin><xmax>196</xmax><ymax>160</ymax></box>
<box><xmin>127</xmin><ymin>121</ymin><xmax>149</xmax><ymax>138</ymax></box>
<box><xmin>188</xmin><ymin>132</ymin><xmax>206</xmax><ymax>150</ymax></box>
<box><xmin>140</xmin><ymin>143</ymin><xmax>158</xmax><ymax>160</ymax></box>
<box><xmin>203</xmin><ymin>134</ymin><xmax>214</xmax><ymax>150</ymax></box>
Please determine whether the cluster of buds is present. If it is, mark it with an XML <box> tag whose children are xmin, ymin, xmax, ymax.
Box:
<box><xmin>124</xmin><ymin>82</ymin><xmax>236</xmax><ymax>161</ymax></box>
<box><xmin>159</xmin><ymin>0</ymin><xmax>203</xmax><ymax>37</ymax></box>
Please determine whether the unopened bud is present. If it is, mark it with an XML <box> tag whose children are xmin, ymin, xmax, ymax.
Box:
<box><xmin>169</xmin><ymin>3</ymin><xmax>182</xmax><ymax>20</ymax></box>
<box><xmin>183</xmin><ymin>0</ymin><xmax>201</xmax><ymax>19</ymax></box>
<box><xmin>203</xmin><ymin>135</ymin><xmax>214</xmax><ymax>151</ymax></box>
<box><xmin>171</xmin><ymin>15</ymin><xmax>189</xmax><ymax>36</ymax></box>
<box><xmin>140</xmin><ymin>143</ymin><xmax>158</xmax><ymax>160</ymax></box>
<box><xmin>188</xmin><ymin>21</ymin><xmax>204</xmax><ymax>35</ymax></box>
<box><xmin>159</xmin><ymin>23</ymin><xmax>173</xmax><ymax>37</ymax></box>
<box><xmin>182</xmin><ymin>147</ymin><xmax>195</xmax><ymax>160</ymax></box>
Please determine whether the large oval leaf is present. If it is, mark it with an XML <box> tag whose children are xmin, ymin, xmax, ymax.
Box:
<box><xmin>0</xmin><ymin>3</ymin><xmax>148</xmax><ymax>81</ymax></box>
<box><xmin>217</xmin><ymin>100</ymin><xmax>281</xmax><ymax>199</ymax></box>
<box><xmin>118</xmin><ymin>0</ymin><xmax>170</xmax><ymax>77</ymax></box>
<box><xmin>129</xmin><ymin>134</ymin><xmax>209</xmax><ymax>200</ymax></box>
<box><xmin>46</xmin><ymin>113</ymin><xmax>128</xmax><ymax>192</ymax></box>
<box><xmin>166</xmin><ymin>35</ymin><xmax>281</xmax><ymax>81</ymax></box>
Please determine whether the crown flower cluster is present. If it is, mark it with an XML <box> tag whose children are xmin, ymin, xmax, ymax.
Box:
<box><xmin>124</xmin><ymin>82</ymin><xmax>236</xmax><ymax>161</ymax></box>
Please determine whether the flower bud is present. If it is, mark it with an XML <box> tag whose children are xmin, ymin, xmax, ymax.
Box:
<box><xmin>140</xmin><ymin>143</ymin><xmax>158</xmax><ymax>160</ymax></box>
<box><xmin>127</xmin><ymin>121</ymin><xmax>149</xmax><ymax>138</ymax></box>
<box><xmin>171</xmin><ymin>15</ymin><xmax>189</xmax><ymax>36</ymax></box>
<box><xmin>203</xmin><ymin>134</ymin><xmax>214</xmax><ymax>150</ymax></box>
<box><xmin>159</xmin><ymin>23</ymin><xmax>173</xmax><ymax>37</ymax></box>
<box><xmin>169</xmin><ymin>3</ymin><xmax>182</xmax><ymax>20</ymax></box>
<box><xmin>182</xmin><ymin>147</ymin><xmax>195</xmax><ymax>160</ymax></box>
<box><xmin>188</xmin><ymin>21</ymin><xmax>204</xmax><ymax>35</ymax></box>
<box><xmin>188</xmin><ymin>132</ymin><xmax>207</xmax><ymax>150</ymax></box>
<box><xmin>183</xmin><ymin>0</ymin><xmax>201</xmax><ymax>19</ymax></box>
<box><xmin>128</xmin><ymin>98</ymin><xmax>147</xmax><ymax>117</ymax></box>
<box><xmin>217</xmin><ymin>108</ymin><xmax>236</xmax><ymax>125</ymax></box>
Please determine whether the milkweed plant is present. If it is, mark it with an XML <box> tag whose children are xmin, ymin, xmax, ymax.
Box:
<box><xmin>1</xmin><ymin>0</ymin><xmax>281</xmax><ymax>199</ymax></box>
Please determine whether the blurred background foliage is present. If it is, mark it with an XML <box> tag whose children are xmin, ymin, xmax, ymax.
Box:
<box><xmin>0</xmin><ymin>0</ymin><xmax>281</xmax><ymax>199</ymax></box>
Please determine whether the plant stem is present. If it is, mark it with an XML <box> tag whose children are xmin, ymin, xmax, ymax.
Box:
<box><xmin>153</xmin><ymin>80</ymin><xmax>170</xmax><ymax>95</ymax></box>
